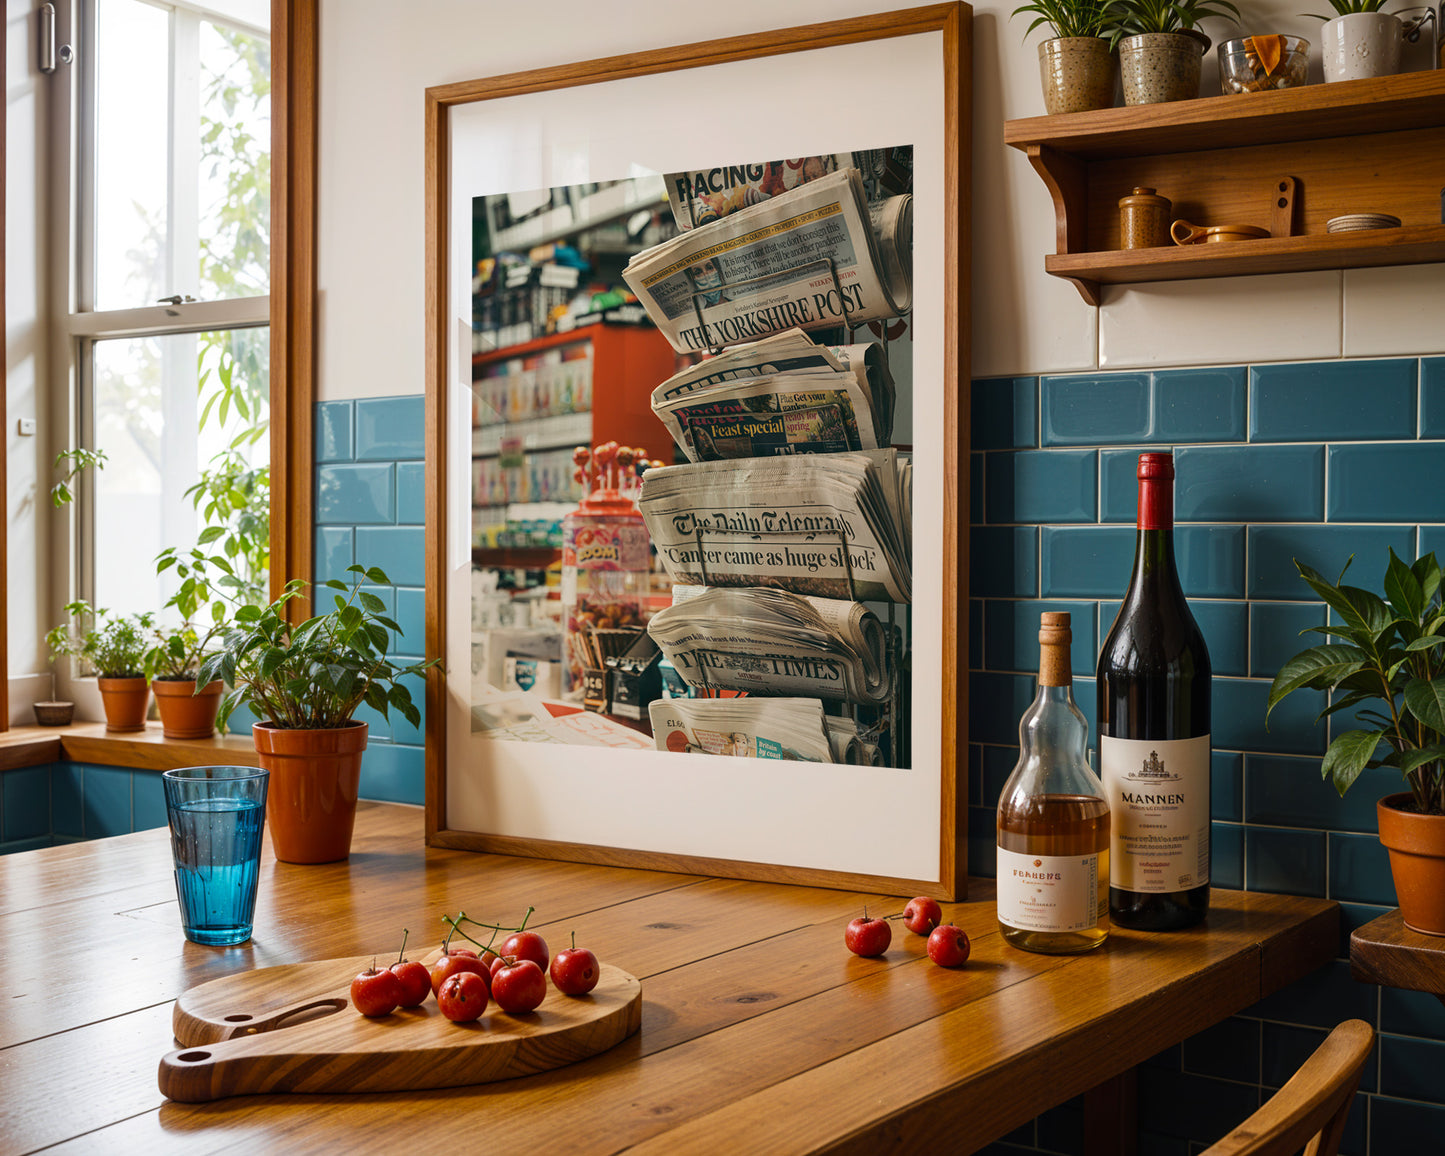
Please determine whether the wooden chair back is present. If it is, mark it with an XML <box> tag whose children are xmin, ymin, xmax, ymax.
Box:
<box><xmin>1200</xmin><ymin>1019</ymin><xmax>1374</xmax><ymax>1156</ymax></box>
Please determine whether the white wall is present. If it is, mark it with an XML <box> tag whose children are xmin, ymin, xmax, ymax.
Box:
<box><xmin>316</xmin><ymin>0</ymin><xmax>1445</xmax><ymax>401</ymax></box>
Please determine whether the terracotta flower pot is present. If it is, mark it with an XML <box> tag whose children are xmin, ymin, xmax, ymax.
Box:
<box><xmin>252</xmin><ymin>721</ymin><xmax>368</xmax><ymax>864</ymax></box>
<box><xmin>1038</xmin><ymin>37</ymin><xmax>1116</xmax><ymax>115</ymax></box>
<box><xmin>151</xmin><ymin>678</ymin><xmax>224</xmax><ymax>739</ymax></box>
<box><xmin>97</xmin><ymin>676</ymin><xmax>150</xmax><ymax>733</ymax></box>
<box><xmin>1378</xmin><ymin>793</ymin><xmax>1445</xmax><ymax>936</ymax></box>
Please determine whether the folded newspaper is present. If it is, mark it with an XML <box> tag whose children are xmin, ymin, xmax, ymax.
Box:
<box><xmin>664</xmin><ymin>150</ymin><xmax>912</xmax><ymax>231</ymax></box>
<box><xmin>646</xmin><ymin>587</ymin><xmax>892</xmax><ymax>704</ymax></box>
<box><xmin>651</xmin><ymin>329</ymin><xmax>895</xmax><ymax>457</ymax></box>
<box><xmin>638</xmin><ymin>449</ymin><xmax>911</xmax><ymax>603</ymax></box>
<box><xmin>648</xmin><ymin>696</ymin><xmax>835</xmax><ymax>761</ymax></box>
<box><xmin>621</xmin><ymin>169</ymin><xmax>911</xmax><ymax>353</ymax></box>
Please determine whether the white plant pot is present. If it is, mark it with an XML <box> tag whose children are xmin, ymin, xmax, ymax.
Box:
<box><xmin>1321</xmin><ymin>12</ymin><xmax>1403</xmax><ymax>82</ymax></box>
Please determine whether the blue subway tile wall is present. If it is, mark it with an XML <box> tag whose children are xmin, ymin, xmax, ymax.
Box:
<box><xmin>0</xmin><ymin>763</ymin><xmax>184</xmax><ymax>854</ymax></box>
<box><xmin>313</xmin><ymin>396</ymin><xmax>428</xmax><ymax>807</ymax></box>
<box><xmin>970</xmin><ymin>356</ymin><xmax>1445</xmax><ymax>1156</ymax></box>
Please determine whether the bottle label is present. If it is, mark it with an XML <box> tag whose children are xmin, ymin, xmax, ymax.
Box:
<box><xmin>996</xmin><ymin>848</ymin><xmax>1102</xmax><ymax>933</ymax></box>
<box><xmin>1100</xmin><ymin>734</ymin><xmax>1211</xmax><ymax>893</ymax></box>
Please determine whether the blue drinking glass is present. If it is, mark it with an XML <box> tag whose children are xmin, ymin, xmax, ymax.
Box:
<box><xmin>162</xmin><ymin>765</ymin><xmax>270</xmax><ymax>946</ymax></box>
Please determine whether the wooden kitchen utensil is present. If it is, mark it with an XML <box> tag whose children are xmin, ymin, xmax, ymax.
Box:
<box><xmin>159</xmin><ymin>949</ymin><xmax>642</xmax><ymax>1102</ymax></box>
<box><xmin>1271</xmin><ymin>176</ymin><xmax>1298</xmax><ymax>238</ymax></box>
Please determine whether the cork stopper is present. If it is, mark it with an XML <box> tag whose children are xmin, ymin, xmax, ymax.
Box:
<box><xmin>1038</xmin><ymin>611</ymin><xmax>1072</xmax><ymax>687</ymax></box>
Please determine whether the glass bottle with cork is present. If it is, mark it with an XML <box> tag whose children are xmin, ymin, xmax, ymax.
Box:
<box><xmin>996</xmin><ymin>611</ymin><xmax>1111</xmax><ymax>954</ymax></box>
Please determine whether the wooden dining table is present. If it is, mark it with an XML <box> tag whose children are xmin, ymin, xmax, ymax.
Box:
<box><xmin>1</xmin><ymin>801</ymin><xmax>1337</xmax><ymax>1155</ymax></box>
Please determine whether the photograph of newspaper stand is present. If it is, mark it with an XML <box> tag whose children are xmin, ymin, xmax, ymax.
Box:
<box><xmin>466</xmin><ymin>148</ymin><xmax>915</xmax><ymax>770</ymax></box>
<box><xmin>430</xmin><ymin>6</ymin><xmax>969</xmax><ymax>895</ymax></box>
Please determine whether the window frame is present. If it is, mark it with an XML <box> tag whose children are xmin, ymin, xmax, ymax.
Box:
<box><xmin>0</xmin><ymin>0</ymin><xmax>315</xmax><ymax>731</ymax></box>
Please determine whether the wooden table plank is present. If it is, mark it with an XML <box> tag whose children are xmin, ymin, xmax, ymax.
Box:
<box><xmin>1350</xmin><ymin>908</ymin><xmax>1445</xmax><ymax>997</ymax></box>
<box><xmin>0</xmin><ymin>804</ymin><xmax>1338</xmax><ymax>1156</ymax></box>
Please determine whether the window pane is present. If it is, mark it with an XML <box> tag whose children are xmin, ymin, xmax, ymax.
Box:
<box><xmin>94</xmin><ymin>0</ymin><xmax>169</xmax><ymax>311</ymax></box>
<box><xmin>198</xmin><ymin>18</ymin><xmax>271</xmax><ymax>300</ymax></box>
<box><xmin>92</xmin><ymin>1</ymin><xmax>271</xmax><ymax>311</ymax></box>
<box><xmin>93</xmin><ymin>327</ymin><xmax>271</xmax><ymax>616</ymax></box>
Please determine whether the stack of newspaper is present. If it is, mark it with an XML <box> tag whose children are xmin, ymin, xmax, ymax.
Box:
<box><xmin>650</xmin><ymin>329</ymin><xmax>896</xmax><ymax>460</ymax></box>
<box><xmin>646</xmin><ymin>587</ymin><xmax>891</xmax><ymax>704</ymax></box>
<box><xmin>621</xmin><ymin>168</ymin><xmax>912</xmax><ymax>353</ymax></box>
<box><xmin>664</xmin><ymin>151</ymin><xmax>911</xmax><ymax>231</ymax></box>
<box><xmin>638</xmin><ymin>449</ymin><xmax>912</xmax><ymax>604</ymax></box>
<box><xmin>648</xmin><ymin>697</ymin><xmax>835</xmax><ymax>762</ymax></box>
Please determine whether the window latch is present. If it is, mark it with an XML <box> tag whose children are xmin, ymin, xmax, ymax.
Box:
<box><xmin>157</xmin><ymin>295</ymin><xmax>198</xmax><ymax>306</ymax></box>
<box><xmin>40</xmin><ymin>4</ymin><xmax>73</xmax><ymax>74</ymax></box>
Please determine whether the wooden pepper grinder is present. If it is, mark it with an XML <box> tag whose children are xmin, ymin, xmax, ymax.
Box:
<box><xmin>1118</xmin><ymin>187</ymin><xmax>1172</xmax><ymax>249</ymax></box>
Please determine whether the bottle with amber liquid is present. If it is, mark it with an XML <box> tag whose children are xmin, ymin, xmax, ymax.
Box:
<box><xmin>1097</xmin><ymin>452</ymin><xmax>1211</xmax><ymax>931</ymax></box>
<box><xmin>996</xmin><ymin>612</ymin><xmax>1110</xmax><ymax>954</ymax></box>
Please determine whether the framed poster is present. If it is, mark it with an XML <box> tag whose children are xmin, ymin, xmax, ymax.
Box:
<box><xmin>425</xmin><ymin>4</ymin><xmax>971</xmax><ymax>897</ymax></box>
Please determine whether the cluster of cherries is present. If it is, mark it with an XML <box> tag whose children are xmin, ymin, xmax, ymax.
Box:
<box><xmin>572</xmin><ymin>442</ymin><xmax>666</xmax><ymax>497</ymax></box>
<box><xmin>349</xmin><ymin>907</ymin><xmax>601</xmax><ymax>1024</ymax></box>
<box><xmin>843</xmin><ymin>897</ymin><xmax>972</xmax><ymax>968</ymax></box>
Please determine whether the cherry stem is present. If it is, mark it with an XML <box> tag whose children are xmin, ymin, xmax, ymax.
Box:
<box><xmin>516</xmin><ymin>905</ymin><xmax>535</xmax><ymax>933</ymax></box>
<box><xmin>397</xmin><ymin>928</ymin><xmax>410</xmax><ymax>966</ymax></box>
<box><xmin>571</xmin><ymin>930</ymin><xmax>577</xmax><ymax>951</ymax></box>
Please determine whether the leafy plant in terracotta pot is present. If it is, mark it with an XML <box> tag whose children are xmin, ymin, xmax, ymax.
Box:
<box><xmin>1104</xmin><ymin>0</ymin><xmax>1241</xmax><ymax>103</ymax></box>
<box><xmin>1012</xmin><ymin>0</ymin><xmax>1118</xmax><ymax>114</ymax></box>
<box><xmin>199</xmin><ymin>564</ymin><xmax>433</xmax><ymax>864</ymax></box>
<box><xmin>45</xmin><ymin>603</ymin><xmax>154</xmax><ymax>732</ymax></box>
<box><xmin>1268</xmin><ymin>550</ymin><xmax>1445</xmax><ymax>935</ymax></box>
<box><xmin>142</xmin><ymin>548</ymin><xmax>236</xmax><ymax>739</ymax></box>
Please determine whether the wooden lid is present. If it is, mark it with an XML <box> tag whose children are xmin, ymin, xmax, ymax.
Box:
<box><xmin>1039</xmin><ymin>611</ymin><xmax>1072</xmax><ymax>687</ymax></box>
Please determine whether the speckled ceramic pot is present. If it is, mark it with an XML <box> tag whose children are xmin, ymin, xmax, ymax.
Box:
<box><xmin>1321</xmin><ymin>12</ymin><xmax>1402</xmax><ymax>82</ymax></box>
<box><xmin>1118</xmin><ymin>31</ymin><xmax>1208</xmax><ymax>105</ymax></box>
<box><xmin>1038</xmin><ymin>37</ymin><xmax>1116</xmax><ymax>114</ymax></box>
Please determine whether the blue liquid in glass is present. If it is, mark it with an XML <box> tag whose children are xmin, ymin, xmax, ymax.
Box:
<box><xmin>170</xmin><ymin>797</ymin><xmax>265</xmax><ymax>946</ymax></box>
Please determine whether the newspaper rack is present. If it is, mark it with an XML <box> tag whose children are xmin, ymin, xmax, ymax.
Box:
<box><xmin>683</xmin><ymin>521</ymin><xmax>910</xmax><ymax>768</ymax></box>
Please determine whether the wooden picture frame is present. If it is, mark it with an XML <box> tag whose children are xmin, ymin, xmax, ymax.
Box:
<box><xmin>424</xmin><ymin>4</ymin><xmax>971</xmax><ymax>897</ymax></box>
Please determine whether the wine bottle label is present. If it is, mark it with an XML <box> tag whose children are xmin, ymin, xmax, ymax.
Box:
<box><xmin>996</xmin><ymin>848</ymin><xmax>1103</xmax><ymax>933</ymax></box>
<box><xmin>1100</xmin><ymin>734</ymin><xmax>1211</xmax><ymax>893</ymax></box>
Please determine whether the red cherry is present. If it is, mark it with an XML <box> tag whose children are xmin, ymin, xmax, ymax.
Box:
<box><xmin>350</xmin><ymin>963</ymin><xmax>403</xmax><ymax>1017</ymax></box>
<box><xmin>491</xmin><ymin>958</ymin><xmax>547</xmax><ymax>1014</ymax></box>
<box><xmin>902</xmin><ymin>897</ymin><xmax>943</xmax><ymax>936</ymax></box>
<box><xmin>429</xmin><ymin>947</ymin><xmax>489</xmax><ymax>997</ymax></box>
<box><xmin>926</xmin><ymin>923</ymin><xmax>971</xmax><ymax>968</ymax></box>
<box><xmin>550</xmin><ymin>933</ymin><xmax>600</xmax><ymax>995</ymax></box>
<box><xmin>437</xmin><ymin>971</ymin><xmax>489</xmax><ymax>1022</ymax></box>
<box><xmin>390</xmin><ymin>959</ymin><xmax>433</xmax><ymax>1008</ymax></box>
<box><xmin>844</xmin><ymin>912</ymin><xmax>892</xmax><ymax>958</ymax></box>
<box><xmin>500</xmin><ymin>929</ymin><xmax>550</xmax><ymax>972</ymax></box>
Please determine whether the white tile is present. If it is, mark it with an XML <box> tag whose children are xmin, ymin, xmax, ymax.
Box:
<box><xmin>1343</xmin><ymin>264</ymin><xmax>1445</xmax><ymax>358</ymax></box>
<box><xmin>1099</xmin><ymin>271</ymin><xmax>1342</xmax><ymax>368</ymax></box>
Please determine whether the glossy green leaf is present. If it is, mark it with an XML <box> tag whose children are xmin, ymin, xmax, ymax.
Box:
<box><xmin>1321</xmin><ymin>729</ymin><xmax>1385</xmax><ymax>797</ymax></box>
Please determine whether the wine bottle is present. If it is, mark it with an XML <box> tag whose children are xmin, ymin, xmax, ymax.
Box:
<box><xmin>1097</xmin><ymin>452</ymin><xmax>1212</xmax><ymax>931</ymax></box>
<box><xmin>996</xmin><ymin>612</ymin><xmax>1110</xmax><ymax>954</ymax></box>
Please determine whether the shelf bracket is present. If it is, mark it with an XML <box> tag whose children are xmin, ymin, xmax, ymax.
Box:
<box><xmin>1026</xmin><ymin>144</ymin><xmax>1088</xmax><ymax>256</ymax></box>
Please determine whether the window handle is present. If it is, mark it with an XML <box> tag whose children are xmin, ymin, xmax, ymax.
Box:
<box><xmin>157</xmin><ymin>295</ymin><xmax>198</xmax><ymax>305</ymax></box>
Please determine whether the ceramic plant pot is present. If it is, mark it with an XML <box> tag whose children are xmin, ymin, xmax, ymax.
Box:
<box><xmin>1118</xmin><ymin>30</ymin><xmax>1209</xmax><ymax>105</ymax></box>
<box><xmin>253</xmin><ymin>721</ymin><xmax>368</xmax><ymax>864</ymax></box>
<box><xmin>33</xmin><ymin>701</ymin><xmax>75</xmax><ymax>726</ymax></box>
<box><xmin>1377</xmin><ymin>792</ymin><xmax>1445</xmax><ymax>936</ymax></box>
<box><xmin>1321</xmin><ymin>12</ymin><xmax>1403</xmax><ymax>81</ymax></box>
<box><xmin>97</xmin><ymin>676</ymin><xmax>151</xmax><ymax>733</ymax></box>
<box><xmin>151</xmin><ymin>678</ymin><xmax>224</xmax><ymax>739</ymax></box>
<box><xmin>1038</xmin><ymin>37</ymin><xmax>1116</xmax><ymax>114</ymax></box>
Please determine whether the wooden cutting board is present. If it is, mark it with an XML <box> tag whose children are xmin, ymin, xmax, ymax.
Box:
<box><xmin>159</xmin><ymin>950</ymin><xmax>642</xmax><ymax>1103</ymax></box>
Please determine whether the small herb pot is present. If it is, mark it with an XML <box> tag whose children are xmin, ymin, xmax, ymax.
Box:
<box><xmin>1118</xmin><ymin>30</ymin><xmax>1209</xmax><ymax>106</ymax></box>
<box><xmin>1038</xmin><ymin>37</ymin><xmax>1116</xmax><ymax>114</ymax></box>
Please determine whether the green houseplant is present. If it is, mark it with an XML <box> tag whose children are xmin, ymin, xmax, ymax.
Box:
<box><xmin>1012</xmin><ymin>0</ymin><xmax>1119</xmax><ymax>114</ymax></box>
<box><xmin>1267</xmin><ymin>550</ymin><xmax>1445</xmax><ymax>934</ymax></box>
<box><xmin>198</xmin><ymin>564</ymin><xmax>433</xmax><ymax>863</ymax></box>
<box><xmin>1104</xmin><ymin>0</ymin><xmax>1241</xmax><ymax>103</ymax></box>
<box><xmin>46</xmin><ymin>603</ymin><xmax>155</xmax><ymax>732</ymax></box>
<box><xmin>143</xmin><ymin>547</ymin><xmax>237</xmax><ymax>739</ymax></box>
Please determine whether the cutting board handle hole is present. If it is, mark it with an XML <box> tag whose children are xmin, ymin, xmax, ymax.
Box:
<box><xmin>224</xmin><ymin>1014</ymin><xmax>253</xmax><ymax>1022</ymax></box>
<box><xmin>177</xmin><ymin>1051</ymin><xmax>212</xmax><ymax>1062</ymax></box>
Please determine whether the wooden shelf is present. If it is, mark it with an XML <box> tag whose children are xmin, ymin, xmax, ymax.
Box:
<box><xmin>1005</xmin><ymin>71</ymin><xmax>1445</xmax><ymax>303</ymax></box>
<box><xmin>471</xmin><ymin>546</ymin><xmax>561</xmax><ymax>570</ymax></box>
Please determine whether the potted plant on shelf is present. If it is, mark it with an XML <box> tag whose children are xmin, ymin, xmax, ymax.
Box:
<box><xmin>1104</xmin><ymin>0</ymin><xmax>1241</xmax><ymax>104</ymax></box>
<box><xmin>45</xmin><ymin>604</ymin><xmax>154</xmax><ymax>732</ymax></box>
<box><xmin>1309</xmin><ymin>0</ymin><xmax>1421</xmax><ymax>82</ymax></box>
<box><xmin>199</xmin><ymin>564</ymin><xmax>433</xmax><ymax>864</ymax></box>
<box><xmin>1012</xmin><ymin>0</ymin><xmax>1118</xmax><ymax>114</ymax></box>
<box><xmin>143</xmin><ymin>548</ymin><xmax>234</xmax><ymax>739</ymax></box>
<box><xmin>1268</xmin><ymin>549</ymin><xmax>1445</xmax><ymax>936</ymax></box>
<box><xmin>33</xmin><ymin>671</ymin><xmax>74</xmax><ymax>727</ymax></box>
